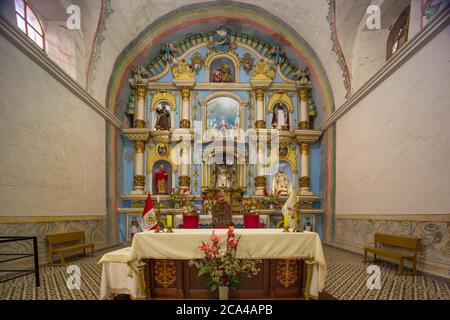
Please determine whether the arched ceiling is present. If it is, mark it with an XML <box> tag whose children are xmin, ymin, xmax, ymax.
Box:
<box><xmin>85</xmin><ymin>0</ymin><xmax>352</xmax><ymax>114</ymax></box>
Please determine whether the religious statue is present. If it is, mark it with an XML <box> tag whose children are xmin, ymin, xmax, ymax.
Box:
<box><xmin>273</xmin><ymin>170</ymin><xmax>290</xmax><ymax>196</ymax></box>
<box><xmin>212</xmin><ymin>164</ymin><xmax>233</xmax><ymax>189</ymax></box>
<box><xmin>271</xmin><ymin>103</ymin><xmax>289</xmax><ymax>130</ymax></box>
<box><xmin>212</xmin><ymin>67</ymin><xmax>223</xmax><ymax>82</ymax></box>
<box><xmin>222</xmin><ymin>64</ymin><xmax>233</xmax><ymax>82</ymax></box>
<box><xmin>155</xmin><ymin>164</ymin><xmax>169</xmax><ymax>194</ymax></box>
<box><xmin>241</xmin><ymin>53</ymin><xmax>255</xmax><ymax>75</ymax></box>
<box><xmin>208</xmin><ymin>26</ymin><xmax>233</xmax><ymax>52</ymax></box>
<box><xmin>161</xmin><ymin>43</ymin><xmax>177</xmax><ymax>64</ymax></box>
<box><xmin>269</xmin><ymin>44</ymin><xmax>285</xmax><ymax>66</ymax></box>
<box><xmin>155</xmin><ymin>102</ymin><xmax>171</xmax><ymax>130</ymax></box>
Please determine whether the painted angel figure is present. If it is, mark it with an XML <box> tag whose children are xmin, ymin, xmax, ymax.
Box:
<box><xmin>269</xmin><ymin>45</ymin><xmax>284</xmax><ymax>66</ymax></box>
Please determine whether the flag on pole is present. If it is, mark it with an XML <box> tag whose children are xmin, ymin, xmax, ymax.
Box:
<box><xmin>282</xmin><ymin>189</ymin><xmax>297</xmax><ymax>228</ymax></box>
<box><xmin>141</xmin><ymin>193</ymin><xmax>158</xmax><ymax>231</ymax></box>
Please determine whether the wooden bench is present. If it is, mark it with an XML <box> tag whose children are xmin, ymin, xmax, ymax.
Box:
<box><xmin>364</xmin><ymin>233</ymin><xmax>421</xmax><ymax>275</ymax></box>
<box><xmin>47</xmin><ymin>231</ymin><xmax>94</xmax><ymax>266</ymax></box>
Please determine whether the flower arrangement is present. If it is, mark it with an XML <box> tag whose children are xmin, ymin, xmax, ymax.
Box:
<box><xmin>189</xmin><ymin>227</ymin><xmax>260</xmax><ymax>292</ymax></box>
<box><xmin>170</xmin><ymin>188</ymin><xmax>191</xmax><ymax>209</ymax></box>
<box><xmin>241</xmin><ymin>198</ymin><xmax>259</xmax><ymax>213</ymax></box>
<box><xmin>262</xmin><ymin>188</ymin><xmax>281</xmax><ymax>208</ymax></box>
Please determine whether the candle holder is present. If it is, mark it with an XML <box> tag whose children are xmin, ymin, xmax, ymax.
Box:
<box><xmin>166</xmin><ymin>213</ymin><xmax>174</xmax><ymax>233</ymax></box>
<box><xmin>154</xmin><ymin>202</ymin><xmax>162</xmax><ymax>233</ymax></box>
<box><xmin>293</xmin><ymin>210</ymin><xmax>303</xmax><ymax>233</ymax></box>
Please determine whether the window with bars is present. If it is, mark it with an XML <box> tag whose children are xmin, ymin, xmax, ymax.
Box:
<box><xmin>14</xmin><ymin>0</ymin><xmax>45</xmax><ymax>50</ymax></box>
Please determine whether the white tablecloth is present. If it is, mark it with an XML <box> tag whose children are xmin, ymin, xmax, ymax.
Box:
<box><xmin>99</xmin><ymin>229</ymin><xmax>327</xmax><ymax>299</ymax></box>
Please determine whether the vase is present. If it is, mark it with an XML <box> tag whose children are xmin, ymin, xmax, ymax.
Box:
<box><xmin>218</xmin><ymin>286</ymin><xmax>229</xmax><ymax>300</ymax></box>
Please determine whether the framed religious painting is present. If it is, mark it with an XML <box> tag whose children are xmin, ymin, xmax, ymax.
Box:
<box><xmin>206</xmin><ymin>97</ymin><xmax>240</xmax><ymax>138</ymax></box>
<box><xmin>126</xmin><ymin>214</ymin><xmax>141</xmax><ymax>241</ymax></box>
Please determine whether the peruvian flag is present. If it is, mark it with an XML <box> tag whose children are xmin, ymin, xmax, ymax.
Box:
<box><xmin>141</xmin><ymin>193</ymin><xmax>158</xmax><ymax>231</ymax></box>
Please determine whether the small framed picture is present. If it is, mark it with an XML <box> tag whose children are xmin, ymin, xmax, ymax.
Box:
<box><xmin>126</xmin><ymin>214</ymin><xmax>141</xmax><ymax>241</ymax></box>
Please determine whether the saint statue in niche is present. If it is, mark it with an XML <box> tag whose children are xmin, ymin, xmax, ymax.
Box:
<box><xmin>271</xmin><ymin>102</ymin><xmax>289</xmax><ymax>130</ymax></box>
<box><xmin>155</xmin><ymin>164</ymin><xmax>169</xmax><ymax>194</ymax></box>
<box><xmin>155</xmin><ymin>102</ymin><xmax>171</xmax><ymax>130</ymax></box>
<box><xmin>212</xmin><ymin>67</ymin><xmax>223</xmax><ymax>82</ymax></box>
<box><xmin>212</xmin><ymin>164</ymin><xmax>235</xmax><ymax>189</ymax></box>
<box><xmin>273</xmin><ymin>170</ymin><xmax>290</xmax><ymax>196</ymax></box>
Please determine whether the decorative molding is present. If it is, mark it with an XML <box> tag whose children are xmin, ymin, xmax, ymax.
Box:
<box><xmin>151</xmin><ymin>90</ymin><xmax>176</xmax><ymax>110</ymax></box>
<box><xmin>146</xmin><ymin>82</ymin><xmax>307</xmax><ymax>92</ymax></box>
<box><xmin>320</xmin><ymin>7</ymin><xmax>450</xmax><ymax>131</ymax></box>
<box><xmin>326</xmin><ymin>0</ymin><xmax>352</xmax><ymax>98</ymax></box>
<box><xmin>267</xmin><ymin>92</ymin><xmax>294</xmax><ymax>112</ymax></box>
<box><xmin>86</xmin><ymin>0</ymin><xmax>113</xmax><ymax>92</ymax></box>
<box><xmin>0</xmin><ymin>17</ymin><xmax>123</xmax><ymax>129</ymax></box>
<box><xmin>0</xmin><ymin>215</ymin><xmax>106</xmax><ymax>224</ymax></box>
<box><xmin>336</xmin><ymin>214</ymin><xmax>450</xmax><ymax>222</ymax></box>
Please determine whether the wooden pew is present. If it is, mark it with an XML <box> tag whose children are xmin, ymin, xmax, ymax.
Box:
<box><xmin>364</xmin><ymin>233</ymin><xmax>421</xmax><ymax>275</ymax></box>
<box><xmin>47</xmin><ymin>231</ymin><xmax>94</xmax><ymax>266</ymax></box>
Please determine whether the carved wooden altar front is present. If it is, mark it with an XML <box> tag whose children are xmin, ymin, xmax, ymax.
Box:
<box><xmin>142</xmin><ymin>259</ymin><xmax>307</xmax><ymax>299</ymax></box>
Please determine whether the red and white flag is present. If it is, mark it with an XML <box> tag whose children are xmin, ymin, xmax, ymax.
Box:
<box><xmin>141</xmin><ymin>193</ymin><xmax>158</xmax><ymax>231</ymax></box>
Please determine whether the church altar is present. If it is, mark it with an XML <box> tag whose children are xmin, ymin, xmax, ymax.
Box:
<box><xmin>99</xmin><ymin>229</ymin><xmax>326</xmax><ymax>300</ymax></box>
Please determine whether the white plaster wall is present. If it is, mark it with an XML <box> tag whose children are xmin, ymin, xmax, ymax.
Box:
<box><xmin>0</xmin><ymin>34</ymin><xmax>106</xmax><ymax>216</ymax></box>
<box><xmin>45</xmin><ymin>21</ymin><xmax>87</xmax><ymax>84</ymax></box>
<box><xmin>335</xmin><ymin>24</ymin><xmax>450</xmax><ymax>215</ymax></box>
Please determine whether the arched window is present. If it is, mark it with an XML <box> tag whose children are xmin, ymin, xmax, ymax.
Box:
<box><xmin>386</xmin><ymin>6</ymin><xmax>410</xmax><ymax>60</ymax></box>
<box><xmin>14</xmin><ymin>0</ymin><xmax>45</xmax><ymax>50</ymax></box>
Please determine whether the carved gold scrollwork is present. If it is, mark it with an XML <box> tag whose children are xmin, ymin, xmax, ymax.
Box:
<box><xmin>135</xmin><ymin>140</ymin><xmax>145</xmax><ymax>154</ymax></box>
<box><xmin>252</xmin><ymin>59</ymin><xmax>276</xmax><ymax>80</ymax></box>
<box><xmin>134</xmin><ymin>119</ymin><xmax>146</xmax><ymax>128</ymax></box>
<box><xmin>300</xmin><ymin>143</ymin><xmax>310</xmax><ymax>155</ymax></box>
<box><xmin>299</xmin><ymin>176</ymin><xmax>310</xmax><ymax>188</ymax></box>
<box><xmin>276</xmin><ymin>260</ymin><xmax>298</xmax><ymax>288</ymax></box>
<box><xmin>154</xmin><ymin>260</ymin><xmax>176</xmax><ymax>288</ymax></box>
<box><xmin>299</xmin><ymin>121</ymin><xmax>310</xmax><ymax>130</ymax></box>
<box><xmin>255</xmin><ymin>120</ymin><xmax>266</xmax><ymax>129</ymax></box>
<box><xmin>298</xmin><ymin>88</ymin><xmax>309</xmax><ymax>102</ymax></box>
<box><xmin>179</xmin><ymin>119</ymin><xmax>191</xmax><ymax>128</ymax></box>
<box><xmin>134</xmin><ymin>175</ymin><xmax>146</xmax><ymax>187</ymax></box>
<box><xmin>255</xmin><ymin>88</ymin><xmax>265</xmax><ymax>101</ymax></box>
<box><xmin>135</xmin><ymin>86</ymin><xmax>147</xmax><ymax>99</ymax></box>
<box><xmin>171</xmin><ymin>60</ymin><xmax>195</xmax><ymax>80</ymax></box>
<box><xmin>178</xmin><ymin>175</ymin><xmax>191</xmax><ymax>187</ymax></box>
<box><xmin>254</xmin><ymin>176</ymin><xmax>267</xmax><ymax>188</ymax></box>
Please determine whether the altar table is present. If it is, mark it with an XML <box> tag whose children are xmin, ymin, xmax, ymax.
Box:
<box><xmin>99</xmin><ymin>229</ymin><xmax>326</xmax><ymax>300</ymax></box>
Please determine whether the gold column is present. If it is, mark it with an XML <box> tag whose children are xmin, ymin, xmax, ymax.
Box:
<box><xmin>255</xmin><ymin>88</ymin><xmax>266</xmax><ymax>129</ymax></box>
<box><xmin>298</xmin><ymin>88</ymin><xmax>309</xmax><ymax>130</ymax></box>
<box><xmin>299</xmin><ymin>143</ymin><xmax>311</xmax><ymax>195</ymax></box>
<box><xmin>134</xmin><ymin>86</ymin><xmax>147</xmax><ymax>128</ymax></box>
<box><xmin>180</xmin><ymin>87</ymin><xmax>191</xmax><ymax>128</ymax></box>
<box><xmin>132</xmin><ymin>140</ymin><xmax>146</xmax><ymax>194</ymax></box>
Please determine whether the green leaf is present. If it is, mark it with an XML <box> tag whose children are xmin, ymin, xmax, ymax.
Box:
<box><xmin>209</xmin><ymin>283</ymin><xmax>218</xmax><ymax>292</ymax></box>
<box><xmin>198</xmin><ymin>267</ymin><xmax>209</xmax><ymax>276</ymax></box>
